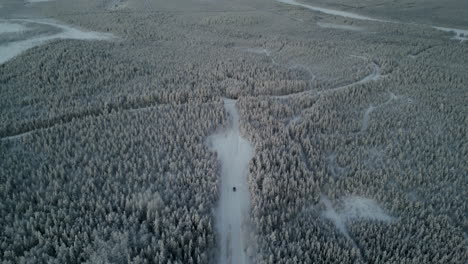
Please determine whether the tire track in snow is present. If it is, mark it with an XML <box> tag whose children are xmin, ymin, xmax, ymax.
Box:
<box><xmin>208</xmin><ymin>99</ymin><xmax>253</xmax><ymax>264</ymax></box>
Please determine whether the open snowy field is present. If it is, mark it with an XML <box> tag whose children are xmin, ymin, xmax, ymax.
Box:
<box><xmin>1</xmin><ymin>0</ymin><xmax>467</xmax><ymax>263</ymax></box>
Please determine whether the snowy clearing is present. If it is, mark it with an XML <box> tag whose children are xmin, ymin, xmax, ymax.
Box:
<box><xmin>433</xmin><ymin>26</ymin><xmax>468</xmax><ymax>42</ymax></box>
<box><xmin>338</xmin><ymin>196</ymin><xmax>395</xmax><ymax>222</ymax></box>
<box><xmin>322</xmin><ymin>195</ymin><xmax>394</xmax><ymax>241</ymax></box>
<box><xmin>0</xmin><ymin>19</ymin><xmax>113</xmax><ymax>64</ymax></box>
<box><xmin>317</xmin><ymin>22</ymin><xmax>364</xmax><ymax>31</ymax></box>
<box><xmin>0</xmin><ymin>22</ymin><xmax>27</xmax><ymax>34</ymax></box>
<box><xmin>208</xmin><ymin>99</ymin><xmax>253</xmax><ymax>264</ymax></box>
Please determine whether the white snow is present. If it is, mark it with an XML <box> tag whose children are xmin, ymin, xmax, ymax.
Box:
<box><xmin>0</xmin><ymin>23</ymin><xmax>27</xmax><ymax>34</ymax></box>
<box><xmin>317</xmin><ymin>22</ymin><xmax>364</xmax><ymax>31</ymax></box>
<box><xmin>433</xmin><ymin>26</ymin><xmax>468</xmax><ymax>42</ymax></box>
<box><xmin>241</xmin><ymin>47</ymin><xmax>270</xmax><ymax>55</ymax></box>
<box><xmin>26</xmin><ymin>0</ymin><xmax>54</xmax><ymax>3</ymax></box>
<box><xmin>322</xmin><ymin>195</ymin><xmax>394</xmax><ymax>239</ymax></box>
<box><xmin>360</xmin><ymin>105</ymin><xmax>375</xmax><ymax>132</ymax></box>
<box><xmin>339</xmin><ymin>196</ymin><xmax>394</xmax><ymax>222</ymax></box>
<box><xmin>321</xmin><ymin>195</ymin><xmax>393</xmax><ymax>260</ymax></box>
<box><xmin>0</xmin><ymin>131</ymin><xmax>33</xmax><ymax>141</ymax></box>
<box><xmin>322</xmin><ymin>196</ymin><xmax>351</xmax><ymax>239</ymax></box>
<box><xmin>276</xmin><ymin>0</ymin><xmax>468</xmax><ymax>42</ymax></box>
<box><xmin>240</xmin><ymin>47</ymin><xmax>278</xmax><ymax>65</ymax></box>
<box><xmin>275</xmin><ymin>0</ymin><xmax>385</xmax><ymax>22</ymax></box>
<box><xmin>0</xmin><ymin>19</ymin><xmax>114</xmax><ymax>64</ymax></box>
<box><xmin>208</xmin><ymin>99</ymin><xmax>253</xmax><ymax>264</ymax></box>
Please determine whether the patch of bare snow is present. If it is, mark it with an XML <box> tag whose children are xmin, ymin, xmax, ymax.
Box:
<box><xmin>275</xmin><ymin>0</ymin><xmax>386</xmax><ymax>22</ymax></box>
<box><xmin>322</xmin><ymin>196</ymin><xmax>351</xmax><ymax>239</ymax></box>
<box><xmin>360</xmin><ymin>105</ymin><xmax>375</xmax><ymax>133</ymax></box>
<box><xmin>208</xmin><ymin>99</ymin><xmax>253</xmax><ymax>264</ymax></box>
<box><xmin>339</xmin><ymin>196</ymin><xmax>394</xmax><ymax>222</ymax></box>
<box><xmin>433</xmin><ymin>26</ymin><xmax>468</xmax><ymax>42</ymax></box>
<box><xmin>317</xmin><ymin>22</ymin><xmax>364</xmax><ymax>31</ymax></box>
<box><xmin>321</xmin><ymin>195</ymin><xmax>394</xmax><ymax>239</ymax></box>
<box><xmin>0</xmin><ymin>19</ymin><xmax>114</xmax><ymax>64</ymax></box>
<box><xmin>0</xmin><ymin>22</ymin><xmax>27</xmax><ymax>34</ymax></box>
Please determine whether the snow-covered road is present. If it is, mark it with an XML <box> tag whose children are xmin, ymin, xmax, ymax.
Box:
<box><xmin>209</xmin><ymin>99</ymin><xmax>253</xmax><ymax>264</ymax></box>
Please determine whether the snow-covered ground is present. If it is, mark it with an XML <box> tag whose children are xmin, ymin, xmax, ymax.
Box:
<box><xmin>433</xmin><ymin>26</ymin><xmax>468</xmax><ymax>42</ymax></box>
<box><xmin>0</xmin><ymin>19</ymin><xmax>114</xmax><ymax>64</ymax></box>
<box><xmin>360</xmin><ymin>105</ymin><xmax>376</xmax><ymax>133</ymax></box>
<box><xmin>208</xmin><ymin>99</ymin><xmax>254</xmax><ymax>264</ymax></box>
<box><xmin>276</xmin><ymin>0</ymin><xmax>468</xmax><ymax>42</ymax></box>
<box><xmin>26</xmin><ymin>0</ymin><xmax>54</xmax><ymax>3</ymax></box>
<box><xmin>0</xmin><ymin>22</ymin><xmax>27</xmax><ymax>34</ymax></box>
<box><xmin>322</xmin><ymin>195</ymin><xmax>394</xmax><ymax>241</ymax></box>
<box><xmin>275</xmin><ymin>0</ymin><xmax>384</xmax><ymax>22</ymax></box>
<box><xmin>317</xmin><ymin>22</ymin><xmax>364</xmax><ymax>31</ymax></box>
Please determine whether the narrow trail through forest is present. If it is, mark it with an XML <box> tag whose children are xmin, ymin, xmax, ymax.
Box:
<box><xmin>209</xmin><ymin>99</ymin><xmax>253</xmax><ymax>264</ymax></box>
<box><xmin>273</xmin><ymin>61</ymin><xmax>382</xmax><ymax>100</ymax></box>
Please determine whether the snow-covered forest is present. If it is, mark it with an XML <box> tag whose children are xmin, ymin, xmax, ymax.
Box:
<box><xmin>1</xmin><ymin>0</ymin><xmax>467</xmax><ymax>263</ymax></box>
